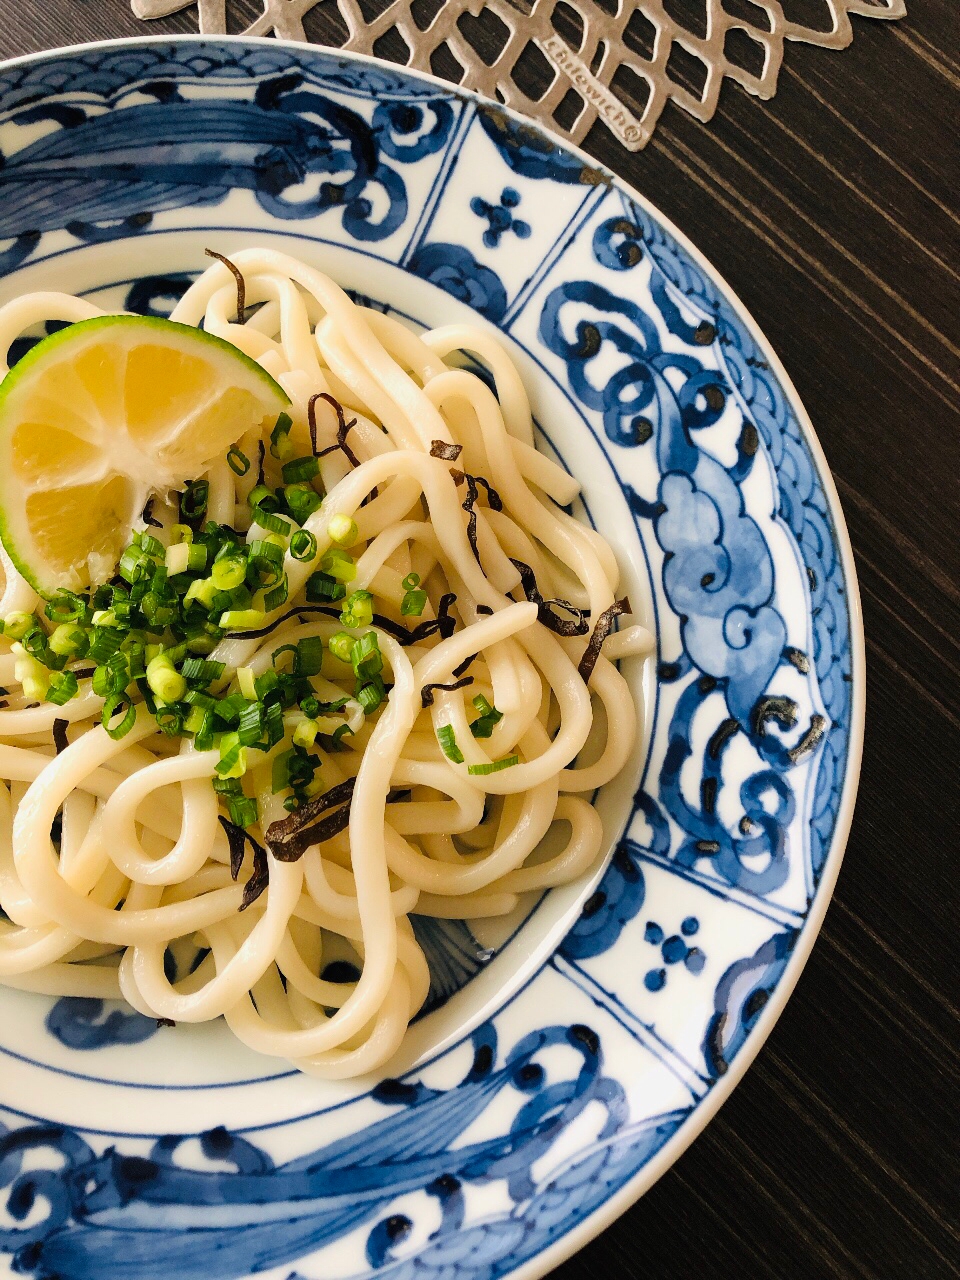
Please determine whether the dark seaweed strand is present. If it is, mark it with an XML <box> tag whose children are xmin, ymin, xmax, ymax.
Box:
<box><xmin>462</xmin><ymin>475</ymin><xmax>481</xmax><ymax>561</ymax></box>
<box><xmin>430</xmin><ymin>440</ymin><xmax>463</xmax><ymax>462</ymax></box>
<box><xmin>240</xmin><ymin>844</ymin><xmax>269</xmax><ymax>910</ymax></box>
<box><xmin>204</xmin><ymin>248</ymin><xmax>245</xmax><ymax>323</ymax></box>
<box><xmin>421</xmin><ymin>676</ymin><xmax>474</xmax><ymax>708</ymax></box>
<box><xmin>256</xmin><ymin>438</ymin><xmax>266</xmax><ymax>486</ymax></box>
<box><xmin>141</xmin><ymin>498</ymin><xmax>162</xmax><ymax>529</ymax></box>
<box><xmin>156</xmin><ymin>1017</ymin><xmax>177</xmax><ymax>1028</ymax></box>
<box><xmin>509</xmin><ymin>558</ymin><xmax>589</xmax><ymax>637</ymax></box>
<box><xmin>266</xmin><ymin>777</ymin><xmax>356</xmax><ymax>844</ymax></box>
<box><xmin>476</xmin><ymin>605</ymin><xmax>494</xmax><ymax>616</ymax></box>
<box><xmin>312</xmin><ymin>392</ymin><xmax>362</xmax><ymax>471</ymax></box>
<box><xmin>266</xmin><ymin>778</ymin><xmax>358</xmax><ymax>863</ymax></box>
<box><xmin>53</xmin><ymin>719</ymin><xmax>70</xmax><ymax>755</ymax></box>
<box><xmin>450</xmin><ymin>469</ymin><xmax>465</xmax><ymax>487</ymax></box>
<box><xmin>217</xmin><ymin>816</ymin><xmax>270</xmax><ymax>911</ymax></box>
<box><xmin>577</xmin><ymin>597</ymin><xmax>631</xmax><ymax>683</ymax></box>
<box><xmin>224</xmin><ymin>603</ymin><xmax>416</xmax><ymax>645</ymax></box>
<box><xmin>473</xmin><ymin>476</ymin><xmax>504</xmax><ymax>511</ymax></box>
<box><xmin>452</xmin><ymin>650</ymin><xmax>479</xmax><ymax>678</ymax></box>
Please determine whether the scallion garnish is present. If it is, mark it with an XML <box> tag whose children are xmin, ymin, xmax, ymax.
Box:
<box><xmin>467</xmin><ymin>755</ymin><xmax>519</xmax><ymax>775</ymax></box>
<box><xmin>436</xmin><ymin>724</ymin><xmax>464</xmax><ymax>763</ymax></box>
<box><xmin>290</xmin><ymin>530</ymin><xmax>317</xmax><ymax>562</ymax></box>
<box><xmin>227</xmin><ymin>446</ymin><xmax>250</xmax><ymax>476</ymax></box>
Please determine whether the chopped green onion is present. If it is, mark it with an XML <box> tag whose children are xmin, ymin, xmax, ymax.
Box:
<box><xmin>102</xmin><ymin>694</ymin><xmax>136</xmax><ymax>740</ymax></box>
<box><xmin>340</xmin><ymin>590</ymin><xmax>373</xmax><ymax>628</ymax></box>
<box><xmin>170</xmin><ymin>524</ymin><xmax>193</xmax><ymax>544</ymax></box>
<box><xmin>320</xmin><ymin>548</ymin><xmax>356</xmax><ymax>584</ymax></box>
<box><xmin>269</xmin><ymin>411</ymin><xmax>294</xmax><ymax>460</ymax></box>
<box><xmin>118</xmin><ymin>548</ymin><xmax>148</xmax><ymax>584</ymax></box>
<box><xmin>272</xmin><ymin>644</ymin><xmax>298</xmax><ymax>673</ymax></box>
<box><xmin>228</xmin><ymin>794</ymin><xmax>259</xmax><ymax>828</ymax></box>
<box><xmin>293</xmin><ymin>717</ymin><xmax>318</xmax><ymax>747</ymax></box>
<box><xmin>211</xmin><ymin>557</ymin><xmax>247</xmax><ymax>591</ymax></box>
<box><xmin>272</xmin><ymin>749</ymin><xmax>294</xmax><ymax>793</ymax></box>
<box><xmin>186</xmin><ymin>544</ymin><xmax>208</xmax><ymax>572</ymax></box>
<box><xmin>220</xmin><ymin>609</ymin><xmax>266</xmax><ymax>631</ymax></box>
<box><xmin>194</xmin><ymin>709</ymin><xmax>215</xmax><ymax>752</ymax></box>
<box><xmin>237</xmin><ymin>701</ymin><xmax>264</xmax><ymax>746</ymax></box>
<box><xmin>227</xmin><ymin>446</ymin><xmax>250</xmax><ymax>476</ymax></box>
<box><xmin>327</xmin><ymin>632</ymin><xmax>355</xmax><ymax>665</ymax></box>
<box><xmin>401</xmin><ymin>572</ymin><xmax>421</xmax><ymax>591</ymax></box>
<box><xmin>13</xmin><ymin>647</ymin><xmax>50</xmax><ymax>701</ymax></box>
<box><xmin>356</xmin><ymin>677</ymin><xmax>385</xmax><ymax>715</ymax></box>
<box><xmin>92</xmin><ymin>660</ymin><xmax>126</xmax><ymax>698</ymax></box>
<box><xmin>48</xmin><ymin>624</ymin><xmax>87</xmax><ymax>657</ymax></box>
<box><xmin>470</xmin><ymin>694</ymin><xmax>503</xmax><ymax>739</ymax></box>
<box><xmin>327</xmin><ymin>513</ymin><xmax>358</xmax><ymax>546</ymax></box>
<box><xmin>155</xmin><ymin>705</ymin><xmax>186</xmax><ymax>736</ymax></box>
<box><xmin>351</xmin><ymin>631</ymin><xmax>383</xmax><ymax>681</ymax></box>
<box><xmin>290</xmin><ymin>530</ymin><xmax>317</xmax><ymax>562</ymax></box>
<box><xmin>139</xmin><ymin>534</ymin><xmax>164</xmax><ymax>561</ymax></box>
<box><xmin>215</xmin><ymin>731</ymin><xmax>246</xmax><ymax>778</ymax></box>
<box><xmin>248</xmin><ymin>539</ymin><xmax>284</xmax><ymax>566</ymax></box>
<box><xmin>252</xmin><ymin>507</ymin><xmax>291</xmax><ymax>537</ymax></box>
<box><xmin>236</xmin><ymin>667</ymin><xmax>257</xmax><ymax>700</ymax></box>
<box><xmin>467</xmin><ymin>755</ymin><xmax>519</xmax><ymax>775</ymax></box>
<box><xmin>401</xmin><ymin>588</ymin><xmax>427</xmax><ymax>617</ymax></box>
<box><xmin>212</xmin><ymin>775</ymin><xmax>242</xmax><ymax>797</ymax></box>
<box><xmin>282</xmin><ymin>455</ymin><xmax>321</xmax><ymax>485</ymax></box>
<box><xmin>255</xmin><ymin>669</ymin><xmax>279</xmax><ymax>700</ymax></box>
<box><xmin>181</xmin><ymin>658</ymin><xmax>225</xmax><ymax>685</ymax></box>
<box><xmin>184</xmin><ymin>705</ymin><xmax>208</xmax><ymax>735</ymax></box>
<box><xmin>45</xmin><ymin>591</ymin><xmax>88</xmax><ymax>624</ymax></box>
<box><xmin>165</xmin><ymin>542</ymin><xmax>191</xmax><ymax>576</ymax></box>
<box><xmin>296</xmin><ymin>637</ymin><xmax>324</xmax><ymax>677</ymax></box>
<box><xmin>146</xmin><ymin>653</ymin><xmax>187</xmax><ymax>703</ymax></box>
<box><xmin>3</xmin><ymin>612</ymin><xmax>34</xmax><ymax>640</ymax></box>
<box><xmin>263</xmin><ymin>700</ymin><xmax>284</xmax><ymax>746</ymax></box>
<box><xmin>185</xmin><ymin>688</ymin><xmax>217</xmax><ymax>711</ymax></box>
<box><xmin>305</xmin><ymin>570</ymin><xmax>346</xmax><ymax>602</ymax></box>
<box><xmin>181</xmin><ymin>480</ymin><xmax>209</xmax><ymax>519</ymax></box>
<box><xmin>284</xmin><ymin>483</ymin><xmax>323</xmax><ymax>524</ymax></box>
<box><xmin>436</xmin><ymin>724</ymin><xmax>464</xmax><ymax>763</ymax></box>
<box><xmin>215</xmin><ymin>693</ymin><xmax>248</xmax><ymax>724</ymax></box>
<box><xmin>88</xmin><ymin>628</ymin><xmax>122</xmax><ymax>663</ymax></box>
<box><xmin>46</xmin><ymin>671</ymin><xmax>79</xmax><ymax>706</ymax></box>
<box><xmin>184</xmin><ymin>577</ymin><xmax>219</xmax><ymax>610</ymax></box>
<box><xmin>91</xmin><ymin>609</ymin><xmax>119</xmax><ymax>628</ymax></box>
<box><xmin>264</xmin><ymin>578</ymin><xmax>289</xmax><ymax>612</ymax></box>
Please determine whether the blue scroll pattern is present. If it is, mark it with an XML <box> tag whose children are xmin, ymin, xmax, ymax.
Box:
<box><xmin>0</xmin><ymin>44</ymin><xmax>855</xmax><ymax>1280</ymax></box>
<box><xmin>540</xmin><ymin>206</ymin><xmax>850</xmax><ymax>902</ymax></box>
<box><xmin>0</xmin><ymin>64</ymin><xmax>455</xmax><ymax>273</ymax></box>
<box><xmin>0</xmin><ymin>1023</ymin><xmax>684</xmax><ymax>1280</ymax></box>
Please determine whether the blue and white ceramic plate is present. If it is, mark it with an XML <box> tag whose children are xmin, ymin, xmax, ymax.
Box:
<box><xmin>0</xmin><ymin>36</ymin><xmax>864</xmax><ymax>1280</ymax></box>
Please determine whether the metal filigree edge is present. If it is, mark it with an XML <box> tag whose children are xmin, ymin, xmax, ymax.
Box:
<box><xmin>132</xmin><ymin>0</ymin><xmax>908</xmax><ymax>150</ymax></box>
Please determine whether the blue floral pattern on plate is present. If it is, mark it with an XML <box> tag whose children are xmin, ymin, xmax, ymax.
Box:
<box><xmin>0</xmin><ymin>37</ymin><xmax>861</xmax><ymax>1280</ymax></box>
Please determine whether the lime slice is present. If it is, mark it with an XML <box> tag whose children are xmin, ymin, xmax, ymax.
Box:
<box><xmin>0</xmin><ymin>315</ymin><xmax>289</xmax><ymax>596</ymax></box>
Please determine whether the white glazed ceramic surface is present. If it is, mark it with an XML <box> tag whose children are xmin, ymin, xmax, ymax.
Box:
<box><xmin>0</xmin><ymin>37</ymin><xmax>863</xmax><ymax>1280</ymax></box>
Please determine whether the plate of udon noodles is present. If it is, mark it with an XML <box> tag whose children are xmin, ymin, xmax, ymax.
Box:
<box><xmin>0</xmin><ymin>34</ymin><xmax>863</xmax><ymax>1280</ymax></box>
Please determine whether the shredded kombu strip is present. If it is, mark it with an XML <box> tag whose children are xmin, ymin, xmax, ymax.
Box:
<box><xmin>476</xmin><ymin>605</ymin><xmax>494</xmax><ymax>616</ymax></box>
<box><xmin>223</xmin><ymin>598</ymin><xmax>455</xmax><ymax>646</ymax></box>
<box><xmin>577</xmin><ymin>597</ymin><xmax>631</xmax><ymax>683</ymax></box>
<box><xmin>510</xmin><ymin>558</ymin><xmax>589</xmax><ymax>637</ymax></box>
<box><xmin>430</xmin><ymin>440</ymin><xmax>463</xmax><ymax>462</ymax></box>
<box><xmin>452</xmin><ymin>650</ymin><xmax>479</xmax><ymax>678</ymax></box>
<box><xmin>265</xmin><ymin>777</ymin><xmax>356</xmax><ymax>862</ymax></box>
<box><xmin>156</xmin><ymin>1017</ymin><xmax>176</xmax><ymax>1028</ymax></box>
<box><xmin>421</xmin><ymin>676</ymin><xmax>474</xmax><ymax>708</ymax></box>
<box><xmin>141</xmin><ymin>498</ymin><xmax>162</xmax><ymax>529</ymax></box>
<box><xmin>255</xmin><ymin>439</ymin><xmax>266</xmax><ymax>486</ymax></box>
<box><xmin>450</xmin><ymin>469</ymin><xmax>465</xmax><ymax>486</ymax></box>
<box><xmin>309</xmin><ymin>393</ymin><xmax>362</xmax><ymax>469</ymax></box>
<box><xmin>473</xmin><ymin>476</ymin><xmax>503</xmax><ymax>511</ymax></box>
<box><xmin>218</xmin><ymin>816</ymin><xmax>270</xmax><ymax>911</ymax></box>
<box><xmin>462</xmin><ymin>475</ymin><xmax>481</xmax><ymax>560</ymax></box>
<box><xmin>53</xmin><ymin>719</ymin><xmax>69</xmax><ymax>755</ymax></box>
<box><xmin>204</xmin><ymin>248</ymin><xmax>245</xmax><ymax>322</ymax></box>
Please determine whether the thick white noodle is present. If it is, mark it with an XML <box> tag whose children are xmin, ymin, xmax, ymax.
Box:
<box><xmin>0</xmin><ymin>250</ymin><xmax>653</xmax><ymax>1077</ymax></box>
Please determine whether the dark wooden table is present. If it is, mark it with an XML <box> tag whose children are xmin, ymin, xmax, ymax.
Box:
<box><xmin>1</xmin><ymin>3</ymin><xmax>957</xmax><ymax>1276</ymax></box>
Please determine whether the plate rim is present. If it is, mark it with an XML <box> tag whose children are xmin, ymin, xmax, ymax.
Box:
<box><xmin>0</xmin><ymin>32</ymin><xmax>867</xmax><ymax>1279</ymax></box>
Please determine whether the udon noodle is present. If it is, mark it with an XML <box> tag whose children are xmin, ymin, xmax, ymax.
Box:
<box><xmin>0</xmin><ymin>248</ymin><xmax>652</xmax><ymax>1077</ymax></box>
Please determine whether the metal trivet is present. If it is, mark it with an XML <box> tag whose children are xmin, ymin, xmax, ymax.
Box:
<box><xmin>132</xmin><ymin>0</ymin><xmax>907</xmax><ymax>150</ymax></box>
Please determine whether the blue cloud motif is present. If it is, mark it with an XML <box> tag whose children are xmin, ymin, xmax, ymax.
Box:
<box><xmin>657</xmin><ymin>463</ymin><xmax>786</xmax><ymax>726</ymax></box>
<box><xmin>408</xmin><ymin>244</ymin><xmax>507</xmax><ymax>323</ymax></box>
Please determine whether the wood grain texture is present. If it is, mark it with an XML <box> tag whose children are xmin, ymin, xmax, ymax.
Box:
<box><xmin>0</xmin><ymin>3</ymin><xmax>957</xmax><ymax>1277</ymax></box>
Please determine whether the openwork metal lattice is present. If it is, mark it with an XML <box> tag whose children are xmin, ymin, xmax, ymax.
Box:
<box><xmin>132</xmin><ymin>0</ymin><xmax>907</xmax><ymax>150</ymax></box>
